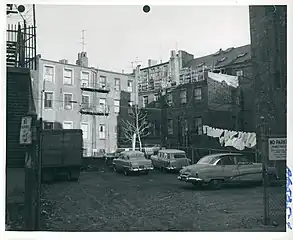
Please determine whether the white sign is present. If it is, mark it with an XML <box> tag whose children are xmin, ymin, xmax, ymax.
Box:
<box><xmin>268</xmin><ymin>137</ymin><xmax>286</xmax><ymax>161</ymax></box>
<box><xmin>19</xmin><ymin>116</ymin><xmax>32</xmax><ymax>145</ymax></box>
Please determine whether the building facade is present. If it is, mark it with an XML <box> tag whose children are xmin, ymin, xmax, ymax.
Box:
<box><xmin>31</xmin><ymin>52</ymin><xmax>135</xmax><ymax>156</ymax></box>
<box><xmin>143</xmin><ymin>71</ymin><xmax>240</xmax><ymax>148</ymax></box>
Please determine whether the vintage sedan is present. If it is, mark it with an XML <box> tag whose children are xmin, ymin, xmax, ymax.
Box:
<box><xmin>113</xmin><ymin>150</ymin><xmax>154</xmax><ymax>175</ymax></box>
<box><xmin>178</xmin><ymin>153</ymin><xmax>279</xmax><ymax>189</ymax></box>
<box><xmin>151</xmin><ymin>149</ymin><xmax>191</xmax><ymax>172</ymax></box>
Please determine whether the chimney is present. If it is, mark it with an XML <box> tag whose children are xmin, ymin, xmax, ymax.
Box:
<box><xmin>76</xmin><ymin>52</ymin><xmax>88</xmax><ymax>67</ymax></box>
<box><xmin>148</xmin><ymin>59</ymin><xmax>158</xmax><ymax>67</ymax></box>
<box><xmin>170</xmin><ymin>50</ymin><xmax>176</xmax><ymax>58</ymax></box>
<box><xmin>59</xmin><ymin>59</ymin><xmax>68</xmax><ymax>64</ymax></box>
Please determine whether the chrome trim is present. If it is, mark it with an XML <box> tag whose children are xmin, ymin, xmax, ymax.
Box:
<box><xmin>178</xmin><ymin>175</ymin><xmax>203</xmax><ymax>182</ymax></box>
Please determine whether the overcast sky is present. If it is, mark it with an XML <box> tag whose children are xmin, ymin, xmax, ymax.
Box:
<box><xmin>13</xmin><ymin>5</ymin><xmax>251</xmax><ymax>73</ymax></box>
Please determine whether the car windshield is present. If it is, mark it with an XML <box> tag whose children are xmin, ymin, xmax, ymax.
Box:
<box><xmin>174</xmin><ymin>153</ymin><xmax>186</xmax><ymax>159</ymax></box>
<box><xmin>128</xmin><ymin>153</ymin><xmax>145</xmax><ymax>158</ymax></box>
<box><xmin>197</xmin><ymin>155</ymin><xmax>219</xmax><ymax>165</ymax></box>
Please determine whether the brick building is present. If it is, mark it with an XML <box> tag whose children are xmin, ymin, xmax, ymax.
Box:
<box><xmin>139</xmin><ymin>45</ymin><xmax>254</xmax><ymax>147</ymax></box>
<box><xmin>31</xmin><ymin>52</ymin><xmax>135</xmax><ymax>156</ymax></box>
<box><xmin>147</xmin><ymin>72</ymin><xmax>240</xmax><ymax>148</ymax></box>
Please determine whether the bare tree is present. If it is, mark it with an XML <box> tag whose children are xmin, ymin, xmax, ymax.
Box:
<box><xmin>121</xmin><ymin>105</ymin><xmax>151</xmax><ymax>151</ymax></box>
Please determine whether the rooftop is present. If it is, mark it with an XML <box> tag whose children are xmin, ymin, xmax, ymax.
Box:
<box><xmin>184</xmin><ymin>44</ymin><xmax>251</xmax><ymax>69</ymax></box>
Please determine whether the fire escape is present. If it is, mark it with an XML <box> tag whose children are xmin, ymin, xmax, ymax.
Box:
<box><xmin>6</xmin><ymin>4</ymin><xmax>37</xmax><ymax>70</ymax></box>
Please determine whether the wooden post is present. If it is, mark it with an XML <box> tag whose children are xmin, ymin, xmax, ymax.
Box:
<box><xmin>22</xmin><ymin>111</ymin><xmax>37</xmax><ymax>230</ymax></box>
<box><xmin>260</xmin><ymin>116</ymin><xmax>269</xmax><ymax>225</ymax></box>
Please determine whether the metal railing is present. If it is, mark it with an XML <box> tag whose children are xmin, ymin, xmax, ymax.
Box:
<box><xmin>6</xmin><ymin>22</ymin><xmax>37</xmax><ymax>70</ymax></box>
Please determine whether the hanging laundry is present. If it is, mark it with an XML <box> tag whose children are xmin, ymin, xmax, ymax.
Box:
<box><xmin>203</xmin><ymin>125</ymin><xmax>208</xmax><ymax>135</ymax></box>
<box><xmin>219</xmin><ymin>136</ymin><xmax>225</xmax><ymax>146</ymax></box>
<box><xmin>223</xmin><ymin>130</ymin><xmax>231</xmax><ymax>142</ymax></box>
<box><xmin>212</xmin><ymin>128</ymin><xmax>224</xmax><ymax>138</ymax></box>
<box><xmin>241</xmin><ymin>132</ymin><xmax>249</xmax><ymax>147</ymax></box>
<box><xmin>232</xmin><ymin>132</ymin><xmax>245</xmax><ymax>150</ymax></box>
<box><xmin>246</xmin><ymin>133</ymin><xmax>256</xmax><ymax>148</ymax></box>
<box><xmin>225</xmin><ymin>136</ymin><xmax>234</xmax><ymax>147</ymax></box>
<box><xmin>206</xmin><ymin>126</ymin><xmax>212</xmax><ymax>136</ymax></box>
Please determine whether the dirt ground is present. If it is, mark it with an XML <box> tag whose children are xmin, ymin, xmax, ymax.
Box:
<box><xmin>38</xmin><ymin>169</ymin><xmax>286</xmax><ymax>232</ymax></box>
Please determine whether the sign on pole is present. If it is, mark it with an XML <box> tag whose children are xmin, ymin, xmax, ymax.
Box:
<box><xmin>268</xmin><ymin>137</ymin><xmax>286</xmax><ymax>161</ymax></box>
<box><xmin>20</xmin><ymin>116</ymin><xmax>32</xmax><ymax>145</ymax></box>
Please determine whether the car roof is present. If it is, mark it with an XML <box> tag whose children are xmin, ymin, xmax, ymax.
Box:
<box><xmin>121</xmin><ymin>150</ymin><xmax>144</xmax><ymax>155</ymax></box>
<box><xmin>204</xmin><ymin>153</ymin><xmax>244</xmax><ymax>158</ymax></box>
<box><xmin>159</xmin><ymin>149</ymin><xmax>186</xmax><ymax>154</ymax></box>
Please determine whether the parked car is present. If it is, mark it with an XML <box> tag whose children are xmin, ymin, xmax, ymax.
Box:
<box><xmin>113</xmin><ymin>150</ymin><xmax>154</xmax><ymax>175</ymax></box>
<box><xmin>178</xmin><ymin>153</ymin><xmax>279</xmax><ymax>189</ymax></box>
<box><xmin>151</xmin><ymin>149</ymin><xmax>191</xmax><ymax>172</ymax></box>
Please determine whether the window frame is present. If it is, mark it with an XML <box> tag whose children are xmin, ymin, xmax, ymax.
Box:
<box><xmin>44</xmin><ymin>91</ymin><xmax>54</xmax><ymax>109</ymax></box>
<box><xmin>194</xmin><ymin>87</ymin><xmax>202</xmax><ymax>100</ymax></box>
<box><xmin>81</xmin><ymin>71</ymin><xmax>90</xmax><ymax>87</ymax></box>
<box><xmin>81</xmin><ymin>122</ymin><xmax>89</xmax><ymax>140</ymax></box>
<box><xmin>114</xmin><ymin>78</ymin><xmax>121</xmax><ymax>91</ymax></box>
<box><xmin>114</xmin><ymin>100</ymin><xmax>120</xmax><ymax>113</ymax></box>
<box><xmin>81</xmin><ymin>94</ymin><xmax>90</xmax><ymax>109</ymax></box>
<box><xmin>99</xmin><ymin>124</ymin><xmax>106</xmax><ymax>139</ymax></box>
<box><xmin>63</xmin><ymin>67</ymin><xmax>74</xmax><ymax>85</ymax></box>
<box><xmin>43</xmin><ymin>121</ymin><xmax>54</xmax><ymax>130</ymax></box>
<box><xmin>142</xmin><ymin>96</ymin><xmax>149</xmax><ymax>108</ymax></box>
<box><xmin>127</xmin><ymin>80</ymin><xmax>133</xmax><ymax>92</ymax></box>
<box><xmin>63</xmin><ymin>92</ymin><xmax>73</xmax><ymax>110</ymax></box>
<box><xmin>167</xmin><ymin>119</ymin><xmax>173</xmax><ymax>135</ymax></box>
<box><xmin>43</xmin><ymin>64</ymin><xmax>55</xmax><ymax>83</ymax></box>
<box><xmin>180</xmin><ymin>89</ymin><xmax>187</xmax><ymax>104</ymax></box>
<box><xmin>193</xmin><ymin>116</ymin><xmax>203</xmax><ymax>135</ymax></box>
<box><xmin>99</xmin><ymin>76</ymin><xmax>107</xmax><ymax>89</ymax></box>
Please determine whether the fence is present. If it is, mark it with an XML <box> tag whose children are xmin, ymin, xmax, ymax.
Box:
<box><xmin>6</xmin><ymin>22</ymin><xmax>37</xmax><ymax>70</ymax></box>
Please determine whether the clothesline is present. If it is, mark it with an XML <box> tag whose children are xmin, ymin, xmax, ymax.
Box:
<box><xmin>203</xmin><ymin>125</ymin><xmax>256</xmax><ymax>151</ymax></box>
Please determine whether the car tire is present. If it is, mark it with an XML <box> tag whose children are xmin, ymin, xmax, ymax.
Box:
<box><xmin>208</xmin><ymin>179</ymin><xmax>223</xmax><ymax>190</ymax></box>
<box><xmin>124</xmin><ymin>169</ymin><xmax>129</xmax><ymax>176</ymax></box>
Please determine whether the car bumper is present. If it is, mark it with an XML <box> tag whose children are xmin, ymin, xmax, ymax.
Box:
<box><xmin>129</xmin><ymin>167</ymin><xmax>154</xmax><ymax>172</ymax></box>
<box><xmin>166</xmin><ymin>166</ymin><xmax>188</xmax><ymax>170</ymax></box>
<box><xmin>178</xmin><ymin>175</ymin><xmax>203</xmax><ymax>183</ymax></box>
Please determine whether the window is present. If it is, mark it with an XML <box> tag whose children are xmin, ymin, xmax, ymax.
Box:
<box><xmin>174</xmin><ymin>153</ymin><xmax>187</xmax><ymax>159</ymax></box>
<box><xmin>167</xmin><ymin>93</ymin><xmax>173</xmax><ymax>105</ymax></box>
<box><xmin>63</xmin><ymin>121</ymin><xmax>73</xmax><ymax>129</ymax></box>
<box><xmin>63</xmin><ymin>68</ymin><xmax>73</xmax><ymax>85</ymax></box>
<box><xmin>154</xmin><ymin>93</ymin><xmax>159</xmax><ymax>102</ymax></box>
<box><xmin>193</xmin><ymin>117</ymin><xmax>203</xmax><ymax>135</ymax></box>
<box><xmin>64</xmin><ymin>93</ymin><xmax>73</xmax><ymax>110</ymax></box>
<box><xmin>100</xmin><ymin>76</ymin><xmax>107</xmax><ymax>89</ymax></box>
<box><xmin>43</xmin><ymin>122</ymin><xmax>53</xmax><ymax>130</ymax></box>
<box><xmin>82</xmin><ymin>95</ymin><xmax>90</xmax><ymax>109</ymax></box>
<box><xmin>235</xmin><ymin>155</ymin><xmax>252</xmax><ymax>164</ymax></box>
<box><xmin>114</xmin><ymin>100</ymin><xmax>120</xmax><ymax>113</ymax></box>
<box><xmin>99</xmin><ymin>98</ymin><xmax>106</xmax><ymax>112</ymax></box>
<box><xmin>127</xmin><ymin>80</ymin><xmax>133</xmax><ymax>92</ymax></box>
<box><xmin>194</xmin><ymin>87</ymin><xmax>202</xmax><ymax>100</ymax></box>
<box><xmin>180</xmin><ymin>89</ymin><xmax>187</xmax><ymax>104</ymax></box>
<box><xmin>99</xmin><ymin>124</ymin><xmax>106</xmax><ymax>139</ymax></box>
<box><xmin>81</xmin><ymin>123</ymin><xmax>89</xmax><ymax>139</ymax></box>
<box><xmin>44</xmin><ymin>92</ymin><xmax>53</xmax><ymax>109</ymax></box>
<box><xmin>83</xmin><ymin>148</ymin><xmax>88</xmax><ymax>156</ymax></box>
<box><xmin>115</xmin><ymin>78</ymin><xmax>120</xmax><ymax>91</ymax></box>
<box><xmin>218</xmin><ymin>156</ymin><xmax>235</xmax><ymax>165</ymax></box>
<box><xmin>44</xmin><ymin>65</ymin><xmax>54</xmax><ymax>82</ymax></box>
<box><xmin>167</xmin><ymin>119</ymin><xmax>173</xmax><ymax>135</ymax></box>
<box><xmin>81</xmin><ymin>72</ymin><xmax>90</xmax><ymax>87</ymax></box>
<box><xmin>142</xmin><ymin>96</ymin><xmax>148</xmax><ymax>108</ymax></box>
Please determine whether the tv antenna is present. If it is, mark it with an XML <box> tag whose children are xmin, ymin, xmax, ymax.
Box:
<box><xmin>80</xmin><ymin>29</ymin><xmax>86</xmax><ymax>52</ymax></box>
<box><xmin>131</xmin><ymin>57</ymin><xmax>142</xmax><ymax>69</ymax></box>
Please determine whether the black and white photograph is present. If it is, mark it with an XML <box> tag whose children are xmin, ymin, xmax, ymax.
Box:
<box><xmin>3</xmin><ymin>1</ymin><xmax>289</xmax><ymax>234</ymax></box>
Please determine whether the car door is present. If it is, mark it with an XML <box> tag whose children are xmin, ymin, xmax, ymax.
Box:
<box><xmin>153</xmin><ymin>152</ymin><xmax>161</xmax><ymax>168</ymax></box>
<box><xmin>217</xmin><ymin>156</ymin><xmax>240</xmax><ymax>182</ymax></box>
<box><xmin>234</xmin><ymin>155</ymin><xmax>262</xmax><ymax>182</ymax></box>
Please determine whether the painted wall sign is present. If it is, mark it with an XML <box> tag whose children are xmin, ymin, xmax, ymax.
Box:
<box><xmin>19</xmin><ymin>116</ymin><xmax>32</xmax><ymax>145</ymax></box>
<box><xmin>268</xmin><ymin>137</ymin><xmax>286</xmax><ymax>161</ymax></box>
